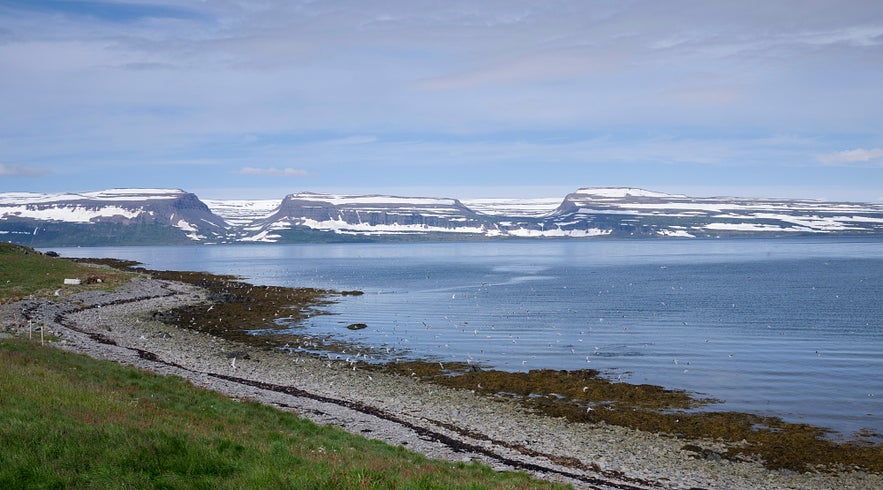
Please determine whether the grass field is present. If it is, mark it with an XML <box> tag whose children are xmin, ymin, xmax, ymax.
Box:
<box><xmin>0</xmin><ymin>339</ymin><xmax>564</xmax><ymax>489</ymax></box>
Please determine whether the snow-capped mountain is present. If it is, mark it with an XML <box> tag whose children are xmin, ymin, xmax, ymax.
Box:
<box><xmin>0</xmin><ymin>188</ymin><xmax>229</xmax><ymax>246</ymax></box>
<box><xmin>545</xmin><ymin>187</ymin><xmax>883</xmax><ymax>238</ymax></box>
<box><xmin>239</xmin><ymin>192</ymin><xmax>494</xmax><ymax>242</ymax></box>
<box><xmin>2</xmin><ymin>187</ymin><xmax>882</xmax><ymax>246</ymax></box>
<box><xmin>235</xmin><ymin>187</ymin><xmax>883</xmax><ymax>242</ymax></box>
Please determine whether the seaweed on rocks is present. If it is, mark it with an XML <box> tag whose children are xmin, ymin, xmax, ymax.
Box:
<box><xmin>368</xmin><ymin>362</ymin><xmax>883</xmax><ymax>473</ymax></box>
<box><xmin>84</xmin><ymin>258</ymin><xmax>342</xmax><ymax>351</ymax></box>
<box><xmin>91</xmin><ymin>257</ymin><xmax>883</xmax><ymax>475</ymax></box>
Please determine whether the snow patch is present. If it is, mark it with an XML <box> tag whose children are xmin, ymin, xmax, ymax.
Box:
<box><xmin>704</xmin><ymin>223</ymin><xmax>805</xmax><ymax>232</ymax></box>
<box><xmin>293</xmin><ymin>192</ymin><xmax>459</xmax><ymax>207</ymax></box>
<box><xmin>298</xmin><ymin>217</ymin><xmax>486</xmax><ymax>235</ymax></box>
<box><xmin>574</xmin><ymin>187</ymin><xmax>686</xmax><ymax>199</ymax></box>
<box><xmin>657</xmin><ymin>229</ymin><xmax>696</xmax><ymax>238</ymax></box>
<box><xmin>0</xmin><ymin>204</ymin><xmax>143</xmax><ymax>223</ymax></box>
<box><xmin>463</xmin><ymin>198</ymin><xmax>561</xmax><ymax>217</ymax></box>
<box><xmin>204</xmin><ymin>199</ymin><xmax>281</xmax><ymax>226</ymax></box>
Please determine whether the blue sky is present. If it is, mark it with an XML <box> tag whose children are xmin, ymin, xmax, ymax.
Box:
<box><xmin>1</xmin><ymin>1</ymin><xmax>882</xmax><ymax>202</ymax></box>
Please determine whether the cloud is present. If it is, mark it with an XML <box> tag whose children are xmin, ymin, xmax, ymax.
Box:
<box><xmin>2</xmin><ymin>0</ymin><xmax>883</xmax><ymax>200</ymax></box>
<box><xmin>818</xmin><ymin>148</ymin><xmax>883</xmax><ymax>165</ymax></box>
<box><xmin>0</xmin><ymin>163</ymin><xmax>46</xmax><ymax>177</ymax></box>
<box><xmin>323</xmin><ymin>135</ymin><xmax>378</xmax><ymax>145</ymax></box>
<box><xmin>415</xmin><ymin>49</ymin><xmax>620</xmax><ymax>91</ymax></box>
<box><xmin>238</xmin><ymin>167</ymin><xmax>314</xmax><ymax>177</ymax></box>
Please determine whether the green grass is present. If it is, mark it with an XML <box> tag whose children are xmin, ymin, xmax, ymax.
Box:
<box><xmin>0</xmin><ymin>243</ymin><xmax>135</xmax><ymax>303</ymax></box>
<box><xmin>0</xmin><ymin>339</ymin><xmax>565</xmax><ymax>489</ymax></box>
<box><xmin>2</xmin><ymin>245</ymin><xmax>560</xmax><ymax>487</ymax></box>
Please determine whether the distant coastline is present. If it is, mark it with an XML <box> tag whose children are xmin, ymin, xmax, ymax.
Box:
<box><xmin>3</xmin><ymin>187</ymin><xmax>883</xmax><ymax>246</ymax></box>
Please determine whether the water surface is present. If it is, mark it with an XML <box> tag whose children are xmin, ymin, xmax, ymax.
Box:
<box><xmin>55</xmin><ymin>238</ymin><xmax>883</xmax><ymax>438</ymax></box>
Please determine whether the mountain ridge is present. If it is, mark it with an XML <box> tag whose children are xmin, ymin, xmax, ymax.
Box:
<box><xmin>2</xmin><ymin>187</ymin><xmax>882</xmax><ymax>246</ymax></box>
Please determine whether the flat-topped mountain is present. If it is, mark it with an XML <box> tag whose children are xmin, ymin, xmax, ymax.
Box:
<box><xmin>2</xmin><ymin>187</ymin><xmax>882</xmax><ymax>246</ymax></box>
<box><xmin>0</xmin><ymin>188</ymin><xmax>228</xmax><ymax>246</ymax></box>
<box><xmin>239</xmin><ymin>192</ymin><xmax>493</xmax><ymax>242</ymax></box>
<box><xmin>546</xmin><ymin>187</ymin><xmax>883</xmax><ymax>238</ymax></box>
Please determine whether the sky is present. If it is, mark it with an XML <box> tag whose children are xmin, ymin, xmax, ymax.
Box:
<box><xmin>1</xmin><ymin>0</ymin><xmax>882</xmax><ymax>202</ymax></box>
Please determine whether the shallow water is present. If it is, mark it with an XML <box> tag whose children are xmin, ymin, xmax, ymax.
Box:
<box><xmin>55</xmin><ymin>237</ymin><xmax>883</xmax><ymax>438</ymax></box>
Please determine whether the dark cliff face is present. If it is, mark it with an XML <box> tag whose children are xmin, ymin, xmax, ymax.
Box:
<box><xmin>165</xmin><ymin>192</ymin><xmax>229</xmax><ymax>229</ymax></box>
<box><xmin>271</xmin><ymin>195</ymin><xmax>339</xmax><ymax>222</ymax></box>
<box><xmin>549</xmin><ymin>193</ymin><xmax>581</xmax><ymax>216</ymax></box>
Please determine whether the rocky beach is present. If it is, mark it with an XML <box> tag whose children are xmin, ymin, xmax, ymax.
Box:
<box><xmin>2</xmin><ymin>272</ymin><xmax>881</xmax><ymax>490</ymax></box>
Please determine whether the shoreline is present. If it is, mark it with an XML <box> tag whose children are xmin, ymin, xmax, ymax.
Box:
<box><xmin>2</xmin><ymin>274</ymin><xmax>880</xmax><ymax>489</ymax></box>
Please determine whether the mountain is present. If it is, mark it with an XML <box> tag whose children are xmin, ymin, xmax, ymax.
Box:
<box><xmin>545</xmin><ymin>188</ymin><xmax>883</xmax><ymax>238</ymax></box>
<box><xmin>232</xmin><ymin>188</ymin><xmax>883</xmax><ymax>242</ymax></box>
<box><xmin>238</xmin><ymin>192</ymin><xmax>494</xmax><ymax>242</ymax></box>
<box><xmin>2</xmin><ymin>187</ymin><xmax>882</xmax><ymax>246</ymax></box>
<box><xmin>0</xmin><ymin>189</ymin><xmax>229</xmax><ymax>246</ymax></box>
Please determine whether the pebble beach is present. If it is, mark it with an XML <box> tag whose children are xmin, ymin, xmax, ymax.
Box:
<box><xmin>2</xmin><ymin>274</ymin><xmax>880</xmax><ymax>490</ymax></box>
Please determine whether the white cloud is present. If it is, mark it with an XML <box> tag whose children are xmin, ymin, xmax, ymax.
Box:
<box><xmin>238</xmin><ymin>167</ymin><xmax>314</xmax><ymax>177</ymax></box>
<box><xmin>0</xmin><ymin>163</ymin><xmax>45</xmax><ymax>177</ymax></box>
<box><xmin>818</xmin><ymin>148</ymin><xmax>883</xmax><ymax>165</ymax></box>
<box><xmin>2</xmin><ymin>1</ymin><xmax>883</xmax><ymax>198</ymax></box>
<box><xmin>323</xmin><ymin>135</ymin><xmax>378</xmax><ymax>145</ymax></box>
<box><xmin>798</xmin><ymin>26</ymin><xmax>883</xmax><ymax>48</ymax></box>
<box><xmin>415</xmin><ymin>49</ymin><xmax>620</xmax><ymax>91</ymax></box>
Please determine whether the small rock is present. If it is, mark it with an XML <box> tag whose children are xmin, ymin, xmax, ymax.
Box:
<box><xmin>224</xmin><ymin>350</ymin><xmax>251</xmax><ymax>360</ymax></box>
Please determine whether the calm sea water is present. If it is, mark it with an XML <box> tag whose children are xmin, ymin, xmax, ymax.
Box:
<box><xmin>54</xmin><ymin>238</ymin><xmax>883</xmax><ymax>438</ymax></box>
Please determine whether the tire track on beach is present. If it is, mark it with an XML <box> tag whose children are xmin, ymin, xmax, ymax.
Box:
<box><xmin>207</xmin><ymin>372</ymin><xmax>664</xmax><ymax>490</ymax></box>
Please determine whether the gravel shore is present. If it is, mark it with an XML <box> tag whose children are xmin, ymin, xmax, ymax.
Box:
<box><xmin>2</xmin><ymin>276</ymin><xmax>880</xmax><ymax>490</ymax></box>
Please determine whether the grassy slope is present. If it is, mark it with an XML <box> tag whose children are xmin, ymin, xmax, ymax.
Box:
<box><xmin>0</xmin><ymin>244</ymin><xmax>563</xmax><ymax>489</ymax></box>
<box><xmin>0</xmin><ymin>339</ymin><xmax>568</xmax><ymax>488</ymax></box>
<box><xmin>0</xmin><ymin>243</ymin><xmax>134</xmax><ymax>303</ymax></box>
<box><xmin>0</xmin><ymin>339</ymin><xmax>564</xmax><ymax>489</ymax></box>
